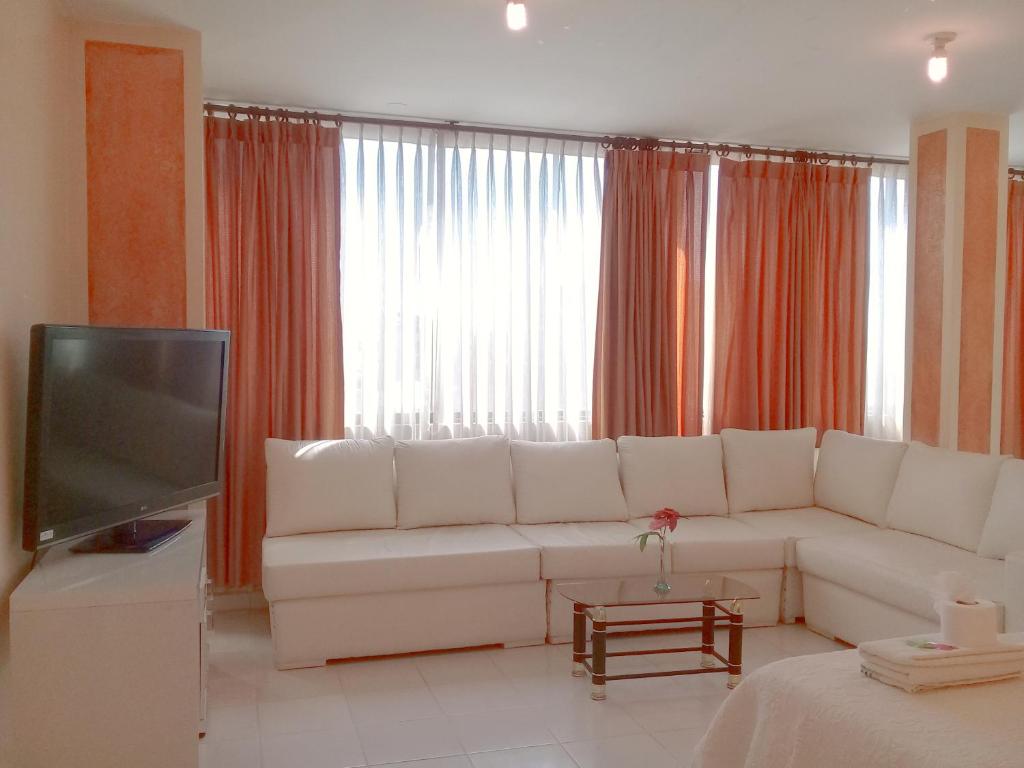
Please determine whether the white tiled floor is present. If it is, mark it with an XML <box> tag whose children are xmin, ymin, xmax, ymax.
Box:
<box><xmin>202</xmin><ymin>610</ymin><xmax>847</xmax><ymax>768</ymax></box>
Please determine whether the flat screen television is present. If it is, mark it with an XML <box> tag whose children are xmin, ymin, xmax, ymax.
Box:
<box><xmin>22</xmin><ymin>325</ymin><xmax>230</xmax><ymax>553</ymax></box>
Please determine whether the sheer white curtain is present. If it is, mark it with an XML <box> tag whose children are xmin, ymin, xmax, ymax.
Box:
<box><xmin>340</xmin><ymin>125</ymin><xmax>604</xmax><ymax>441</ymax></box>
<box><xmin>864</xmin><ymin>164</ymin><xmax>909</xmax><ymax>440</ymax></box>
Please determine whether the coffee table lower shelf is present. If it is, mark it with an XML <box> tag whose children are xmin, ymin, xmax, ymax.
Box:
<box><xmin>571</xmin><ymin>599</ymin><xmax>746</xmax><ymax>701</ymax></box>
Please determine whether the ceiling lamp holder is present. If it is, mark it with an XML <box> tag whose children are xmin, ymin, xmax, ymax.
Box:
<box><xmin>506</xmin><ymin>1</ymin><xmax>527</xmax><ymax>31</ymax></box>
<box><xmin>926</xmin><ymin>31</ymin><xmax>956</xmax><ymax>83</ymax></box>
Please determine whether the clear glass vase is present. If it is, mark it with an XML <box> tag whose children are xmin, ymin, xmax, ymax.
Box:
<box><xmin>654</xmin><ymin>534</ymin><xmax>671</xmax><ymax>595</ymax></box>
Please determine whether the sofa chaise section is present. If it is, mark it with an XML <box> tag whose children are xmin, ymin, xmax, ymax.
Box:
<box><xmin>797</xmin><ymin>529</ymin><xmax>1006</xmax><ymax>644</ymax></box>
<box><xmin>263</xmin><ymin>524</ymin><xmax>541</xmax><ymax>600</ymax></box>
<box><xmin>611</xmin><ymin>435</ymin><xmax>784</xmax><ymax>634</ymax></box>
<box><xmin>262</xmin><ymin>435</ymin><xmax>547</xmax><ymax>669</ymax></box>
<box><xmin>719</xmin><ymin>428</ymin><xmax>844</xmax><ymax>623</ymax></box>
<box><xmin>509</xmin><ymin>439</ymin><xmax>662</xmax><ymax>641</ymax></box>
<box><xmin>512</xmin><ymin>521</ymin><xmax>666</xmax><ymax>640</ymax></box>
<box><xmin>799</xmin><ymin>439</ymin><xmax>1008</xmax><ymax>644</ymax></box>
<box><xmin>733</xmin><ymin>506</ymin><xmax>876</xmax><ymax>622</ymax></box>
<box><xmin>627</xmin><ymin>515</ymin><xmax>785</xmax><ymax>627</ymax></box>
<box><xmin>263</xmin><ymin>524</ymin><xmax>545</xmax><ymax>667</ymax></box>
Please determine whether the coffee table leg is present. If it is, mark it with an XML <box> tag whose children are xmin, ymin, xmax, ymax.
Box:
<box><xmin>727</xmin><ymin>599</ymin><xmax>743</xmax><ymax>689</ymax></box>
<box><xmin>572</xmin><ymin>602</ymin><xmax>586</xmax><ymax>677</ymax></box>
<box><xmin>590</xmin><ymin>606</ymin><xmax>607</xmax><ymax>701</ymax></box>
<box><xmin>700</xmin><ymin>600</ymin><xmax>715</xmax><ymax>668</ymax></box>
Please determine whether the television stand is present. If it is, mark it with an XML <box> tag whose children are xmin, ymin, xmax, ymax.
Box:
<box><xmin>70</xmin><ymin>517</ymin><xmax>193</xmax><ymax>553</ymax></box>
<box><xmin>11</xmin><ymin>506</ymin><xmax>209</xmax><ymax>768</ymax></box>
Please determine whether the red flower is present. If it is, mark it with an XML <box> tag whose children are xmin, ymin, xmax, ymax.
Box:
<box><xmin>649</xmin><ymin>507</ymin><xmax>681</xmax><ymax>533</ymax></box>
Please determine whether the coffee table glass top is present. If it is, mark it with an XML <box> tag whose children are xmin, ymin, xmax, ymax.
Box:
<box><xmin>556</xmin><ymin>574</ymin><xmax>759</xmax><ymax>608</ymax></box>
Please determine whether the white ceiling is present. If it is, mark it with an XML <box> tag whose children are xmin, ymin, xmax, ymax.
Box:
<box><xmin>63</xmin><ymin>0</ymin><xmax>1024</xmax><ymax>163</ymax></box>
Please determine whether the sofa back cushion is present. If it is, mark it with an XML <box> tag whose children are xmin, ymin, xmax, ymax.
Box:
<box><xmin>395</xmin><ymin>436</ymin><xmax>515</xmax><ymax>528</ymax></box>
<box><xmin>977</xmin><ymin>459</ymin><xmax>1024</xmax><ymax>559</ymax></box>
<box><xmin>886</xmin><ymin>442</ymin><xmax>1004</xmax><ymax>552</ymax></box>
<box><xmin>265</xmin><ymin>437</ymin><xmax>397</xmax><ymax>536</ymax></box>
<box><xmin>617</xmin><ymin>435</ymin><xmax>728</xmax><ymax>518</ymax></box>
<box><xmin>512</xmin><ymin>439</ymin><xmax>628</xmax><ymax>524</ymax></box>
<box><xmin>813</xmin><ymin>430</ymin><xmax>908</xmax><ymax>526</ymax></box>
<box><xmin>721</xmin><ymin>428</ymin><xmax>817</xmax><ymax>514</ymax></box>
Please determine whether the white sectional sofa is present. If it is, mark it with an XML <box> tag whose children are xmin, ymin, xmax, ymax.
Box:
<box><xmin>261</xmin><ymin>428</ymin><xmax>1024</xmax><ymax>670</ymax></box>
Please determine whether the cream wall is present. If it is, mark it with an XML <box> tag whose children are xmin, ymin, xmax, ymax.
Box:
<box><xmin>0</xmin><ymin>1</ymin><xmax>87</xmax><ymax>627</ymax></box>
<box><xmin>0</xmin><ymin>10</ymin><xmax>205</xmax><ymax>635</ymax></box>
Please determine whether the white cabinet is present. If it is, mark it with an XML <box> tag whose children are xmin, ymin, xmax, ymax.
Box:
<box><xmin>10</xmin><ymin>505</ymin><xmax>209</xmax><ymax>768</ymax></box>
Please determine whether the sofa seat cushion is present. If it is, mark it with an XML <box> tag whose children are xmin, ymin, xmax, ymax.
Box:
<box><xmin>796</xmin><ymin>530</ymin><xmax>1004</xmax><ymax>622</ymax></box>
<box><xmin>734</xmin><ymin>507</ymin><xmax>877</xmax><ymax>565</ymax></box>
<box><xmin>262</xmin><ymin>524</ymin><xmax>539</xmax><ymax>601</ymax></box>
<box><xmin>629</xmin><ymin>516</ymin><xmax>784</xmax><ymax>572</ymax></box>
<box><xmin>511</xmin><ymin>522</ymin><xmax>661</xmax><ymax>579</ymax></box>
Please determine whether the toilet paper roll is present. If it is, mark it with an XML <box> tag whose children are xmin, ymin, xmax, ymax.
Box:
<box><xmin>937</xmin><ymin>599</ymin><xmax>1000</xmax><ymax>648</ymax></box>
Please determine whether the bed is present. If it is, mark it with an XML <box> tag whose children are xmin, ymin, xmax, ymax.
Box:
<box><xmin>693</xmin><ymin>637</ymin><xmax>1024</xmax><ymax>768</ymax></box>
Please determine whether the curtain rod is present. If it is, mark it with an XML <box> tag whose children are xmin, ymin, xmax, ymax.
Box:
<box><xmin>1011</xmin><ymin>167</ymin><xmax>1024</xmax><ymax>179</ymax></box>
<box><xmin>203</xmin><ymin>101</ymin><xmax>909</xmax><ymax>168</ymax></box>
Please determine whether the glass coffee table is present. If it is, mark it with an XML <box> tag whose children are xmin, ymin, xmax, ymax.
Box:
<box><xmin>556</xmin><ymin>574</ymin><xmax>759</xmax><ymax>700</ymax></box>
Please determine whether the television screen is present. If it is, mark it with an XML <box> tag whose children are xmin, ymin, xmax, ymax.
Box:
<box><xmin>23</xmin><ymin>325</ymin><xmax>230</xmax><ymax>551</ymax></box>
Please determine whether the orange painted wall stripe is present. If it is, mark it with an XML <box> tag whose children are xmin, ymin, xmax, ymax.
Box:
<box><xmin>957</xmin><ymin>127</ymin><xmax>1000</xmax><ymax>453</ymax></box>
<box><xmin>1003</xmin><ymin>180</ymin><xmax>1024</xmax><ymax>457</ymax></box>
<box><xmin>85</xmin><ymin>41</ymin><xmax>186</xmax><ymax>327</ymax></box>
<box><xmin>911</xmin><ymin>129</ymin><xmax>947</xmax><ymax>446</ymax></box>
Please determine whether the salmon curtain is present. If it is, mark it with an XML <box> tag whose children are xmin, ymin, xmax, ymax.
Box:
<box><xmin>1003</xmin><ymin>179</ymin><xmax>1024</xmax><ymax>457</ymax></box>
<box><xmin>712</xmin><ymin>159</ymin><xmax>869</xmax><ymax>436</ymax></box>
<box><xmin>592</xmin><ymin>149</ymin><xmax>709</xmax><ymax>439</ymax></box>
<box><xmin>205</xmin><ymin>116</ymin><xmax>344</xmax><ymax>588</ymax></box>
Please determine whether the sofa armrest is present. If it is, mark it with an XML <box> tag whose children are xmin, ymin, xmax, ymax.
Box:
<box><xmin>1005</xmin><ymin>551</ymin><xmax>1024</xmax><ymax>633</ymax></box>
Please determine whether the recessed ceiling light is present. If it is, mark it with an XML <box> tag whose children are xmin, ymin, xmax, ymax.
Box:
<box><xmin>926</xmin><ymin>31</ymin><xmax>956</xmax><ymax>83</ymax></box>
<box><xmin>506</xmin><ymin>1</ymin><xmax>527</xmax><ymax>31</ymax></box>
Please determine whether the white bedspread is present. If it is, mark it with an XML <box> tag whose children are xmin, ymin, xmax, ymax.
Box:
<box><xmin>693</xmin><ymin>642</ymin><xmax>1024</xmax><ymax>768</ymax></box>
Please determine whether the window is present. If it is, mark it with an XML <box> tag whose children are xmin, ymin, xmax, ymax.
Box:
<box><xmin>700</xmin><ymin>161</ymin><xmax>909</xmax><ymax>438</ymax></box>
<box><xmin>341</xmin><ymin>127</ymin><xmax>604</xmax><ymax>440</ymax></box>
<box><xmin>342</xmin><ymin>130</ymin><xmax>909</xmax><ymax>442</ymax></box>
<box><xmin>864</xmin><ymin>166</ymin><xmax>909</xmax><ymax>440</ymax></box>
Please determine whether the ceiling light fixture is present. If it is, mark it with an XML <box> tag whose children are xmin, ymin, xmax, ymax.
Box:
<box><xmin>926</xmin><ymin>31</ymin><xmax>956</xmax><ymax>83</ymax></box>
<box><xmin>506</xmin><ymin>1</ymin><xmax>527</xmax><ymax>31</ymax></box>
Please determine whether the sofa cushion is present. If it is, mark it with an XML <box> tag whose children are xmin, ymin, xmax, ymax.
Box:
<box><xmin>511</xmin><ymin>440</ymin><xmax>627</xmax><ymax>524</ymax></box>
<box><xmin>734</xmin><ymin>507</ymin><xmax>877</xmax><ymax>565</ymax></box>
<box><xmin>395</xmin><ymin>436</ymin><xmax>515</xmax><ymax>528</ymax></box>
<box><xmin>511</xmin><ymin>522</ymin><xmax>660</xmax><ymax>579</ymax></box>
<box><xmin>721</xmin><ymin>428</ymin><xmax>817</xmax><ymax>513</ymax></box>
<box><xmin>977</xmin><ymin>459</ymin><xmax>1024</xmax><ymax>559</ymax></box>
<box><xmin>813</xmin><ymin>430</ymin><xmax>908</xmax><ymax>526</ymax></box>
<box><xmin>265</xmin><ymin>437</ymin><xmax>397</xmax><ymax>536</ymax></box>
<box><xmin>629</xmin><ymin>516</ymin><xmax>784</xmax><ymax>572</ymax></box>
<box><xmin>886</xmin><ymin>442</ymin><xmax>1005</xmax><ymax>552</ymax></box>
<box><xmin>617</xmin><ymin>435</ymin><xmax>728</xmax><ymax>518</ymax></box>
<box><xmin>796</xmin><ymin>529</ymin><xmax>1005</xmax><ymax>622</ymax></box>
<box><xmin>262</xmin><ymin>524</ymin><xmax>539</xmax><ymax>601</ymax></box>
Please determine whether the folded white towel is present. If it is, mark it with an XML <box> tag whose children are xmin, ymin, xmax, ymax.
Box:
<box><xmin>860</xmin><ymin>662</ymin><xmax>1021</xmax><ymax>693</ymax></box>
<box><xmin>859</xmin><ymin>634</ymin><xmax>1024</xmax><ymax>669</ymax></box>
<box><xmin>861</xmin><ymin>655</ymin><xmax>1024</xmax><ymax>687</ymax></box>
